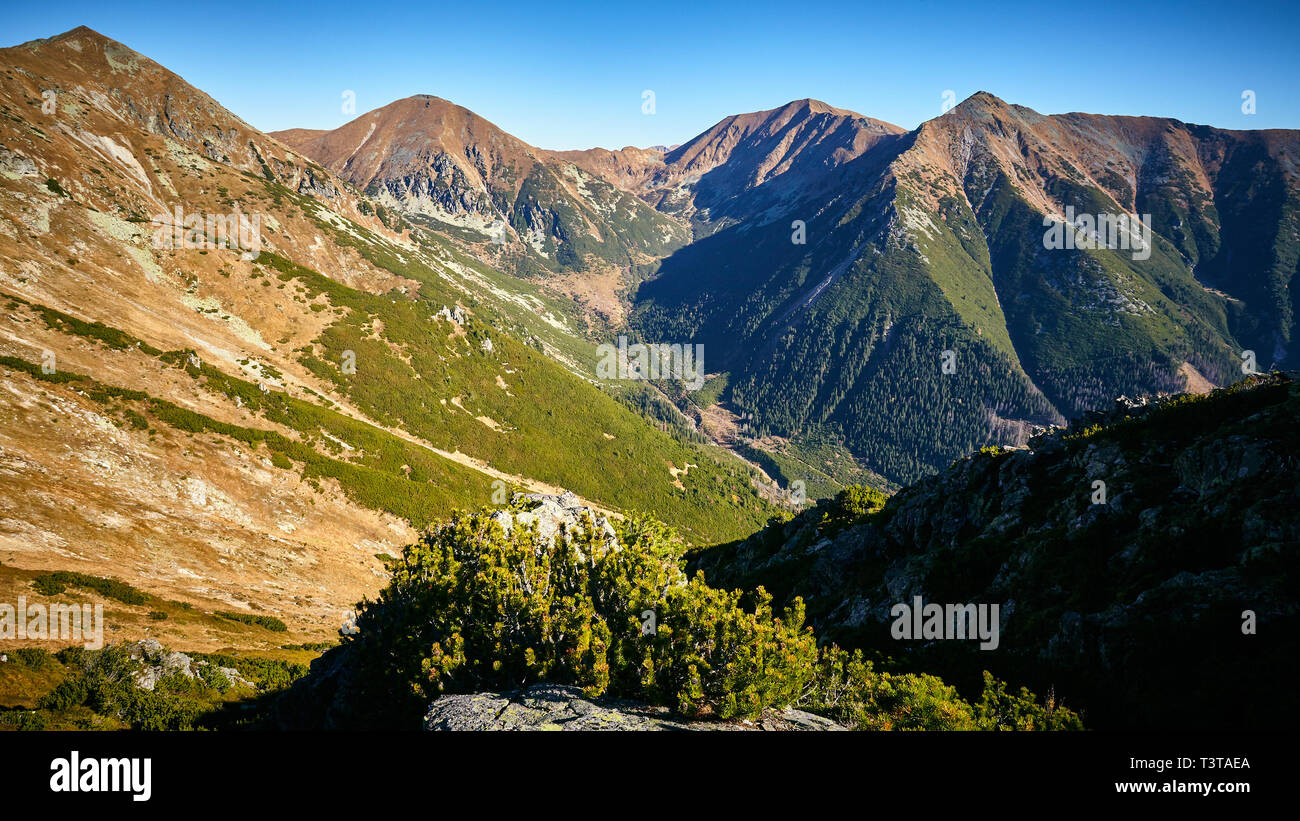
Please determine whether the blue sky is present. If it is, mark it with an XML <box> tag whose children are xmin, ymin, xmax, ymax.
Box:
<box><xmin>5</xmin><ymin>0</ymin><xmax>1299</xmax><ymax>150</ymax></box>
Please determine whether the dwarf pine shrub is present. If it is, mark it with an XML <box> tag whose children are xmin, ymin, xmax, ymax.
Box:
<box><xmin>339</xmin><ymin>503</ymin><xmax>1080</xmax><ymax>730</ymax></box>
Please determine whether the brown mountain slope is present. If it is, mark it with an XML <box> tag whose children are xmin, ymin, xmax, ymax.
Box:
<box><xmin>0</xmin><ymin>27</ymin><xmax>779</xmax><ymax>657</ymax></box>
<box><xmin>272</xmin><ymin>95</ymin><xmax>542</xmax><ymax>220</ymax></box>
<box><xmin>902</xmin><ymin>91</ymin><xmax>1300</xmax><ymax>233</ymax></box>
<box><xmin>662</xmin><ymin>100</ymin><xmax>903</xmax><ymax>190</ymax></box>
<box><xmin>0</xmin><ymin>27</ymin><xmax>426</xmax><ymax>646</ymax></box>
<box><xmin>0</xmin><ymin>26</ymin><xmax>446</xmax><ymax>643</ymax></box>
<box><xmin>897</xmin><ymin>91</ymin><xmax>1300</xmax><ymax>378</ymax></box>
<box><xmin>272</xmin><ymin>96</ymin><xmax>691</xmax><ymax>285</ymax></box>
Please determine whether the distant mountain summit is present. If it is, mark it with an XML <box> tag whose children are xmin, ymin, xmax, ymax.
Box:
<box><xmin>271</xmin><ymin>96</ymin><xmax>690</xmax><ymax>286</ymax></box>
<box><xmin>561</xmin><ymin>99</ymin><xmax>905</xmax><ymax>224</ymax></box>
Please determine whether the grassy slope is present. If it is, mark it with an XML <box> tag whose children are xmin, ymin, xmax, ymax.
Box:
<box><xmin>5</xmin><ymin>200</ymin><xmax>777</xmax><ymax>545</ymax></box>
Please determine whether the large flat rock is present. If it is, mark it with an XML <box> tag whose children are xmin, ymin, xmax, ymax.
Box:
<box><xmin>424</xmin><ymin>683</ymin><xmax>844</xmax><ymax>731</ymax></box>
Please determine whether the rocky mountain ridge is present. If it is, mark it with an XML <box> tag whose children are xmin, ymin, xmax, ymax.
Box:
<box><xmin>691</xmin><ymin>372</ymin><xmax>1299</xmax><ymax>729</ymax></box>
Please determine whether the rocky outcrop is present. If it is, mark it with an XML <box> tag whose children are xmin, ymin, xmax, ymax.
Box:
<box><xmin>127</xmin><ymin>639</ymin><xmax>254</xmax><ymax>691</ymax></box>
<box><xmin>489</xmin><ymin>491</ymin><xmax>618</xmax><ymax>555</ymax></box>
<box><xmin>0</xmin><ymin>147</ymin><xmax>39</xmax><ymax>178</ymax></box>
<box><xmin>424</xmin><ymin>683</ymin><xmax>843</xmax><ymax>731</ymax></box>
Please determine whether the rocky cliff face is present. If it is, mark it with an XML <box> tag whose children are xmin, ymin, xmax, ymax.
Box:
<box><xmin>691</xmin><ymin>372</ymin><xmax>1300</xmax><ymax>730</ymax></box>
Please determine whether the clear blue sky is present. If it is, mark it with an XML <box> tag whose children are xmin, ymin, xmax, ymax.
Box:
<box><xmin>5</xmin><ymin>0</ymin><xmax>1299</xmax><ymax>150</ymax></box>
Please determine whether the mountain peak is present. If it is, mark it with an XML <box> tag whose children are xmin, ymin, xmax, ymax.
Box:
<box><xmin>19</xmin><ymin>25</ymin><xmax>117</xmax><ymax>51</ymax></box>
<box><xmin>781</xmin><ymin>98</ymin><xmax>859</xmax><ymax>117</ymax></box>
<box><xmin>372</xmin><ymin>94</ymin><xmax>471</xmax><ymax>118</ymax></box>
<box><xmin>398</xmin><ymin>93</ymin><xmax>455</xmax><ymax>107</ymax></box>
<box><xmin>726</xmin><ymin>98</ymin><xmax>889</xmax><ymax>129</ymax></box>
<box><xmin>55</xmin><ymin>24</ymin><xmax>108</xmax><ymax>38</ymax></box>
<box><xmin>950</xmin><ymin>90</ymin><xmax>1014</xmax><ymax>115</ymax></box>
<box><xmin>297</xmin><ymin>92</ymin><xmax>530</xmax><ymax>163</ymax></box>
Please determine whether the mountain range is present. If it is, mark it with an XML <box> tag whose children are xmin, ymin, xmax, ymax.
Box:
<box><xmin>0</xmin><ymin>26</ymin><xmax>1294</xmax><ymax>730</ymax></box>
<box><xmin>277</xmin><ymin>80</ymin><xmax>1300</xmax><ymax>488</ymax></box>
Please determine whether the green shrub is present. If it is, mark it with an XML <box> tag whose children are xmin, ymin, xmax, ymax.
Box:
<box><xmin>811</xmin><ymin>484</ymin><xmax>889</xmax><ymax>537</ymax></box>
<box><xmin>0</xmin><ymin>709</ymin><xmax>47</xmax><ymax>730</ymax></box>
<box><xmin>837</xmin><ymin>485</ymin><xmax>888</xmax><ymax>517</ymax></box>
<box><xmin>123</xmin><ymin>409</ymin><xmax>150</xmax><ymax>430</ymax></box>
<box><xmin>215</xmin><ymin>611</ymin><xmax>288</xmax><ymax>632</ymax></box>
<box><xmin>194</xmin><ymin>653</ymin><xmax>307</xmax><ymax>691</ymax></box>
<box><xmin>973</xmin><ymin>671</ymin><xmax>1085</xmax><ymax>731</ymax></box>
<box><xmin>39</xmin><ymin>646</ymin><xmax>206</xmax><ymax>730</ymax></box>
<box><xmin>30</xmin><ymin>575</ymin><xmax>63</xmax><ymax>596</ymax></box>
<box><xmin>34</xmin><ymin>645</ymin><xmax>307</xmax><ymax>729</ymax></box>
<box><xmin>336</xmin><ymin>506</ymin><xmax>1079</xmax><ymax>730</ymax></box>
<box><xmin>806</xmin><ymin>647</ymin><xmax>977</xmax><ymax>730</ymax></box>
<box><xmin>31</xmin><ymin>571</ymin><xmax>148</xmax><ymax>605</ymax></box>
<box><xmin>8</xmin><ymin>647</ymin><xmax>52</xmax><ymax>670</ymax></box>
